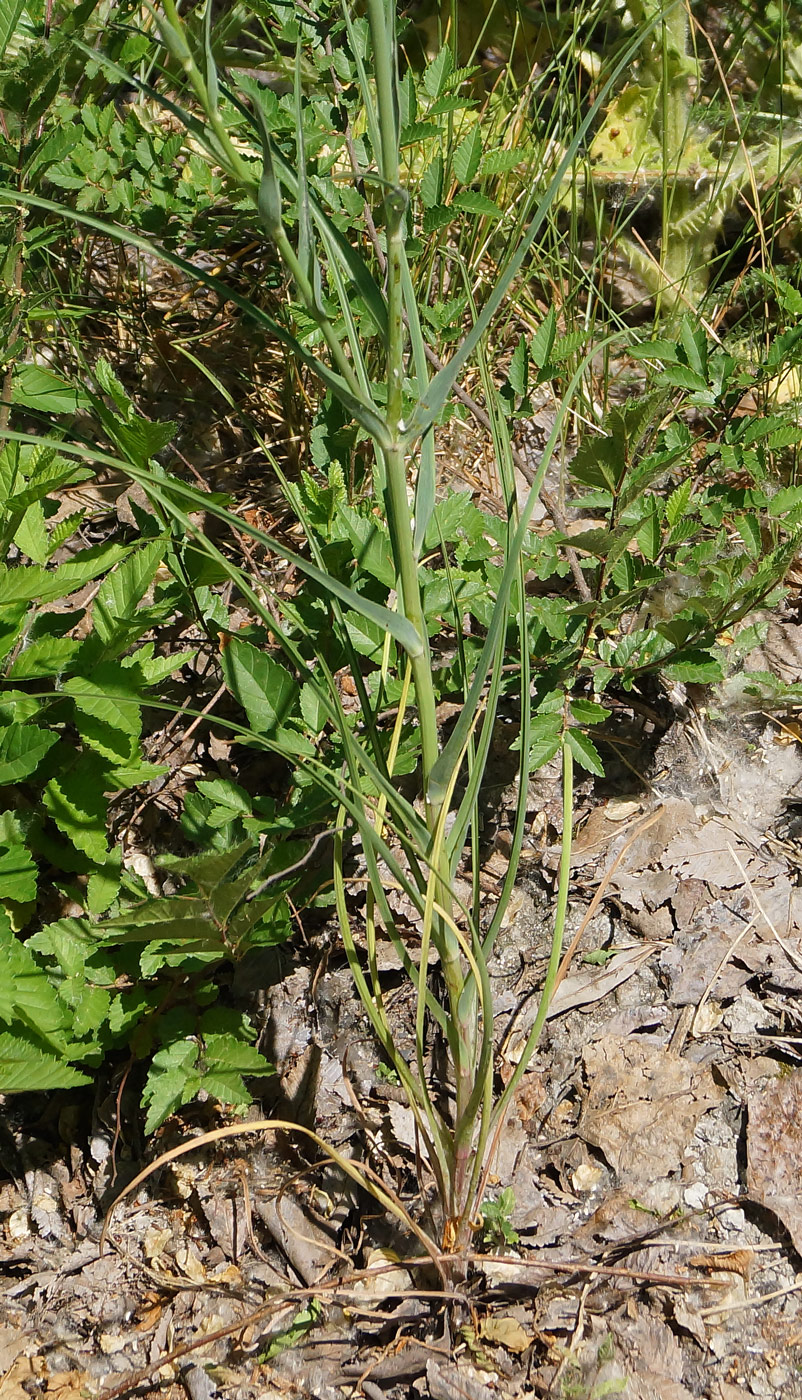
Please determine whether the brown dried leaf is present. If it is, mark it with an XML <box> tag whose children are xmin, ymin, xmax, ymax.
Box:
<box><xmin>747</xmin><ymin>1069</ymin><xmax>802</xmax><ymax>1252</ymax></box>
<box><xmin>479</xmin><ymin>1314</ymin><xmax>532</xmax><ymax>1353</ymax></box>
<box><xmin>581</xmin><ymin>1038</ymin><xmax>723</xmax><ymax>1182</ymax></box>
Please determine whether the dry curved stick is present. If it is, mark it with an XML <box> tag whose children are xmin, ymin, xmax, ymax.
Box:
<box><xmin>100</xmin><ymin>1118</ymin><xmax>447</xmax><ymax>1285</ymax></box>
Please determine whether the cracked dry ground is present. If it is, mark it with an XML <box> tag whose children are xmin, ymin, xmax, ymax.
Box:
<box><xmin>7</xmin><ymin>614</ymin><xmax>802</xmax><ymax>1399</ymax></box>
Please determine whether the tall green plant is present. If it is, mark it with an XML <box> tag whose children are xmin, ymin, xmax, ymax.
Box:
<box><xmin>120</xmin><ymin>0</ymin><xmax>642</xmax><ymax>1262</ymax></box>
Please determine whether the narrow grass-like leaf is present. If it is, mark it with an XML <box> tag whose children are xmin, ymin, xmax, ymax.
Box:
<box><xmin>0</xmin><ymin>430</ymin><xmax>424</xmax><ymax>658</ymax></box>
<box><xmin>0</xmin><ymin>191</ymin><xmax>392</xmax><ymax>450</ymax></box>
<box><xmin>402</xmin><ymin>19</ymin><xmax>660</xmax><ymax>443</ymax></box>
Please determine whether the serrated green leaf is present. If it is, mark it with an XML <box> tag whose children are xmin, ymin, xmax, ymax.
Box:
<box><xmin>12</xmin><ymin>365</ymin><xmax>89</xmax><ymax>414</ymax></box>
<box><xmin>451</xmin><ymin>191</ymin><xmax>502</xmax><ymax>218</ymax></box>
<box><xmin>665</xmin><ymin>479</ymin><xmax>693</xmax><ymax>527</ymax></box>
<box><xmin>628</xmin><ymin>340</ymin><xmax>679</xmax><ymax>363</ymax></box>
<box><xmin>0</xmin><ymin>910</ymin><xmax>70</xmax><ymax>1050</ymax></box>
<box><xmin>637</xmin><ymin>509</ymin><xmax>661</xmax><ymax>562</ymax></box>
<box><xmin>480</xmin><ymin>148</ymin><xmax>522</xmax><ymax>175</ymax></box>
<box><xmin>142</xmin><ymin>1039</ymin><xmax>201</xmax><ymax>1132</ymax></box>
<box><xmin>220</xmin><ymin>637</ymin><xmax>298</xmax><ymax>737</ymax></box>
<box><xmin>43</xmin><ymin>758</ymin><xmax>109</xmax><ymax>864</ymax></box>
<box><xmin>195</xmin><ymin>778</ymin><xmax>252</xmax><ymax>814</ymax></box>
<box><xmin>0</xmin><ymin>1030</ymin><xmax>90</xmax><ymax>1092</ymax></box>
<box><xmin>506</xmin><ymin>335</ymin><xmax>528</xmax><ymax>397</ymax></box>
<box><xmin>0</xmin><ymin>561</ymin><xmax>49</xmax><ymax>604</ymax></box>
<box><xmin>422</xmin><ymin>203</ymin><xmax>453</xmax><ymax>233</ymax></box>
<box><xmin>64</xmin><ymin>667</ymin><xmax>142</xmax><ymax>763</ymax></box>
<box><xmin>0</xmin><ymin>723</ymin><xmax>59</xmax><ymax>783</ymax></box>
<box><xmin>658</xmin><ymin>364</ymin><xmax>708</xmax><ymax>393</ymax></box>
<box><xmin>343</xmin><ymin>610</ymin><xmax>385</xmax><ymax>660</ymax></box>
<box><xmin>737</xmin><ymin>513</ymin><xmax>762</xmax><ymax>558</ymax></box>
<box><xmin>87</xmin><ymin>859</ymin><xmax>121</xmax><ymax>916</ymax></box>
<box><xmin>14</xmin><ymin>500</ymin><xmax>49</xmax><ymax>564</ymax></box>
<box><xmin>93</xmin><ymin>540</ymin><xmax>166</xmax><ymax>647</ymax></box>
<box><xmin>530</xmin><ymin>307</ymin><xmax>557</xmax><ymax>370</ymax></box>
<box><xmin>134</xmin><ymin>648</ymin><xmax>197</xmax><ymax>686</ymax></box>
<box><xmin>157</xmin><ymin>841</ymin><xmax>255</xmax><ymax>890</ymax></box>
<box><xmin>570</xmin><ymin>699</ymin><xmax>609</xmax><ymax>725</ymax></box>
<box><xmin>0</xmin><ymin>842</ymin><xmax>37</xmax><ymax>903</ymax></box>
<box><xmin>662</xmin><ymin>650</ymin><xmax>723</xmax><ymax>682</ymax></box>
<box><xmin>423</xmin><ymin>45</ymin><xmax>453</xmax><ymax>99</ymax></box>
<box><xmin>8</xmin><ymin>636</ymin><xmax>83</xmax><ymax>679</ymax></box>
<box><xmin>566</xmin><ymin>728</ymin><xmax>605</xmax><ymax>777</ymax></box>
<box><xmin>300</xmin><ymin>682</ymin><xmax>327</xmax><ymax>733</ymax></box>
<box><xmin>49</xmin><ymin>543</ymin><xmax>131</xmax><ymax>600</ymax></box>
<box><xmin>453</xmin><ymin>126</ymin><xmax>482</xmax><ymax>185</ymax></box>
<box><xmin>420</xmin><ymin>153</ymin><xmax>443</xmax><ymax>208</ymax></box>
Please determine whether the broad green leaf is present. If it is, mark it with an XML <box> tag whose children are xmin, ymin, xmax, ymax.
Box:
<box><xmin>13</xmin><ymin>501</ymin><xmax>48</xmax><ymax>564</ymax></box>
<box><xmin>6</xmin><ymin>450</ymin><xmax>89</xmax><ymax>511</ymax></box>
<box><xmin>157</xmin><ymin>841</ymin><xmax>255</xmax><ymax>893</ymax></box>
<box><xmin>570</xmin><ymin>699</ymin><xmax>609</xmax><ymax>726</ymax></box>
<box><xmin>0</xmin><ymin>562</ymin><xmax>49</xmax><ymax>604</ymax></box>
<box><xmin>93</xmin><ymin>540</ymin><xmax>166</xmax><ymax>646</ymax></box>
<box><xmin>0</xmin><ymin>0</ymin><xmax>25</xmax><ymax>59</ymax></box>
<box><xmin>12</xmin><ymin>366</ymin><xmax>89</xmax><ymax>415</ymax></box>
<box><xmin>337</xmin><ymin>505</ymin><xmax>395</xmax><ymax>586</ymax></box>
<box><xmin>87</xmin><ymin>858</ymin><xmax>121</xmax><ymax>916</ymax></box>
<box><xmin>100</xmin><ymin>896</ymin><xmax>214</xmax><ymax>943</ymax></box>
<box><xmin>0</xmin><ymin>1031</ymin><xmax>90</xmax><ymax>1092</ymax></box>
<box><xmin>566</xmin><ymin>729</ymin><xmax>605</xmax><ymax>777</ymax></box>
<box><xmin>8</xmin><ymin>636</ymin><xmax>82</xmax><ymax>679</ymax></box>
<box><xmin>665</xmin><ymin>479</ymin><xmax>693</xmax><ymax>527</ymax></box>
<box><xmin>530</xmin><ymin>308</ymin><xmax>557</xmax><ymax>370</ymax></box>
<box><xmin>0</xmin><ymin>910</ymin><xmax>70</xmax><ymax>1050</ymax></box>
<box><xmin>0</xmin><ymin>842</ymin><xmax>37</xmax><ymax>903</ymax></box>
<box><xmin>480</xmin><ymin>149</ymin><xmax>523</xmax><ymax>175</ymax></box>
<box><xmin>0</xmin><ymin>723</ymin><xmax>59</xmax><ymax>784</ymax></box>
<box><xmin>194</xmin><ymin>778</ymin><xmax>252</xmax><ymax>814</ymax></box>
<box><xmin>343</xmin><ymin>610</ymin><xmax>385</xmax><ymax>660</ymax></box>
<box><xmin>132</xmin><ymin>648</ymin><xmax>197</xmax><ymax>686</ymax></box>
<box><xmin>453</xmin><ymin>126</ymin><xmax>482</xmax><ymax>185</ymax></box>
<box><xmin>637</xmin><ymin>509</ymin><xmax>661</xmax><ymax>562</ymax></box>
<box><xmin>43</xmin><ymin>758</ymin><xmax>109</xmax><ymax>864</ymax></box>
<box><xmin>49</xmin><ymin>543</ymin><xmax>131</xmax><ymax>600</ymax></box>
<box><xmin>452</xmin><ymin>191</ymin><xmax>502</xmax><ymax>218</ymax></box>
<box><xmin>220</xmin><ymin>637</ymin><xmax>298</xmax><ymax>736</ymax></box>
<box><xmin>662</xmin><ymin>651</ymin><xmax>724</xmax><ymax>682</ymax></box>
<box><xmin>64</xmin><ymin>668</ymin><xmax>142</xmax><ymax>763</ymax></box>
<box><xmin>201</xmin><ymin>1033</ymin><xmax>275</xmax><ymax>1105</ymax></box>
<box><xmin>527</xmin><ymin>713</ymin><xmax>562</xmax><ymax>771</ymax></box>
<box><xmin>142</xmin><ymin>1039</ymin><xmax>201</xmax><ymax>1132</ymax></box>
<box><xmin>737</xmin><ymin>513</ymin><xmax>762</xmax><ymax>558</ymax></box>
<box><xmin>423</xmin><ymin>44</ymin><xmax>453</xmax><ymax>99</ymax></box>
<box><xmin>628</xmin><ymin>339</ymin><xmax>679</xmax><ymax>363</ymax></box>
<box><xmin>506</xmin><ymin>336</ymin><xmax>529</xmax><ymax>398</ymax></box>
<box><xmin>420</xmin><ymin>154</ymin><xmax>443</xmax><ymax>209</ymax></box>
